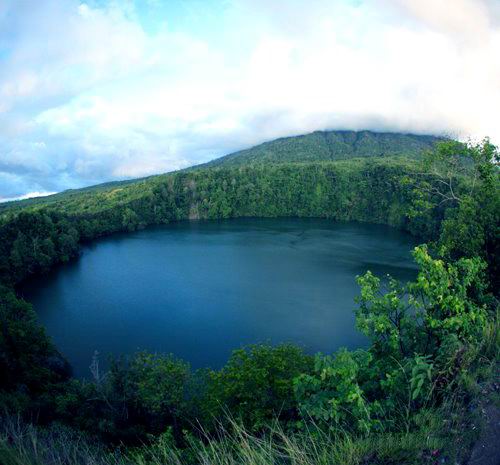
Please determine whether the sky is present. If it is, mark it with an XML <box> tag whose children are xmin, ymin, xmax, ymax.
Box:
<box><xmin>1</xmin><ymin>0</ymin><xmax>499</xmax><ymax>201</ymax></box>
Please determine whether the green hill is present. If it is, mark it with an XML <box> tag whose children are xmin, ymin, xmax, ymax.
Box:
<box><xmin>0</xmin><ymin>130</ymin><xmax>442</xmax><ymax>214</ymax></box>
<box><xmin>200</xmin><ymin>130</ymin><xmax>442</xmax><ymax>168</ymax></box>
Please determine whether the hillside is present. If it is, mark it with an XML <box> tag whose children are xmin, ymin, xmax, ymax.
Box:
<box><xmin>200</xmin><ymin>130</ymin><xmax>442</xmax><ymax>168</ymax></box>
<box><xmin>0</xmin><ymin>130</ymin><xmax>442</xmax><ymax>214</ymax></box>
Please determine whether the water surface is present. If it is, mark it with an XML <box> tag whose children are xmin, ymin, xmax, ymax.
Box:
<box><xmin>21</xmin><ymin>219</ymin><xmax>418</xmax><ymax>377</ymax></box>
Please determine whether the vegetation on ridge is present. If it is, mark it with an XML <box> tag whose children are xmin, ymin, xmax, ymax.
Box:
<box><xmin>200</xmin><ymin>129</ymin><xmax>443</xmax><ymax>168</ymax></box>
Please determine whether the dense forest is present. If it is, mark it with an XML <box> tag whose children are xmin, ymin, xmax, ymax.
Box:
<box><xmin>0</xmin><ymin>132</ymin><xmax>498</xmax><ymax>464</ymax></box>
<box><xmin>199</xmin><ymin>130</ymin><xmax>442</xmax><ymax>167</ymax></box>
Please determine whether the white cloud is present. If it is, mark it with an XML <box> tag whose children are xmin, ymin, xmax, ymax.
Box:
<box><xmin>0</xmin><ymin>191</ymin><xmax>57</xmax><ymax>203</ymax></box>
<box><xmin>0</xmin><ymin>0</ymin><xmax>499</xmax><ymax>198</ymax></box>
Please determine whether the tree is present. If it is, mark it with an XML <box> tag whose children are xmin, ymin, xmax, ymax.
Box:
<box><xmin>0</xmin><ymin>285</ymin><xmax>69</xmax><ymax>410</ymax></box>
<box><xmin>356</xmin><ymin>246</ymin><xmax>488</xmax><ymax>359</ymax></box>
<box><xmin>294</xmin><ymin>349</ymin><xmax>378</xmax><ymax>433</ymax></box>
<box><xmin>127</xmin><ymin>352</ymin><xmax>191</xmax><ymax>436</ymax></box>
<box><xmin>294</xmin><ymin>247</ymin><xmax>491</xmax><ymax>435</ymax></box>
<box><xmin>411</xmin><ymin>139</ymin><xmax>499</xmax><ymax>290</ymax></box>
<box><xmin>418</xmin><ymin>138</ymin><xmax>498</xmax><ymax>206</ymax></box>
<box><xmin>204</xmin><ymin>344</ymin><xmax>313</xmax><ymax>431</ymax></box>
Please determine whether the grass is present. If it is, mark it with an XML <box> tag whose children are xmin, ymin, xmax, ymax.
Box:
<box><xmin>0</xmin><ymin>417</ymin><xmax>122</xmax><ymax>465</ymax></box>
<box><xmin>0</xmin><ymin>408</ymin><xmax>471</xmax><ymax>465</ymax></box>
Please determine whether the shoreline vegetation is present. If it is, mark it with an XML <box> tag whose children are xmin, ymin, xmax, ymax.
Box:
<box><xmin>0</xmin><ymin>131</ymin><xmax>498</xmax><ymax>464</ymax></box>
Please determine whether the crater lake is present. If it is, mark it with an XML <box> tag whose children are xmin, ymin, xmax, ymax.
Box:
<box><xmin>20</xmin><ymin>218</ymin><xmax>418</xmax><ymax>377</ymax></box>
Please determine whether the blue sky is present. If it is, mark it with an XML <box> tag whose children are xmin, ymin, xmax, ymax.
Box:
<box><xmin>1</xmin><ymin>0</ymin><xmax>499</xmax><ymax>200</ymax></box>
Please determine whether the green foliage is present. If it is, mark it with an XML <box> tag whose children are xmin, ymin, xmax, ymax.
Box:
<box><xmin>410</xmin><ymin>138</ymin><xmax>500</xmax><ymax>289</ymax></box>
<box><xmin>126</xmin><ymin>352</ymin><xmax>190</xmax><ymax>419</ymax></box>
<box><xmin>0</xmin><ymin>211</ymin><xmax>80</xmax><ymax>283</ymax></box>
<box><xmin>410</xmin><ymin>355</ymin><xmax>433</xmax><ymax>401</ymax></box>
<box><xmin>295</xmin><ymin>244</ymin><xmax>495</xmax><ymax>437</ymax></box>
<box><xmin>356</xmin><ymin>246</ymin><xmax>488</xmax><ymax>358</ymax></box>
<box><xmin>53</xmin><ymin>352</ymin><xmax>194</xmax><ymax>442</ymax></box>
<box><xmin>0</xmin><ymin>285</ymin><xmax>70</xmax><ymax>411</ymax></box>
<box><xmin>47</xmin><ymin>345</ymin><xmax>311</xmax><ymax>442</ymax></box>
<box><xmin>294</xmin><ymin>349</ymin><xmax>378</xmax><ymax>433</ymax></box>
<box><xmin>202</xmin><ymin>130</ymin><xmax>441</xmax><ymax>168</ymax></box>
<box><xmin>205</xmin><ymin>344</ymin><xmax>313</xmax><ymax>431</ymax></box>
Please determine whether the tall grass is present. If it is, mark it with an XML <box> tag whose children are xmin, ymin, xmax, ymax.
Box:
<box><xmin>187</xmin><ymin>418</ymin><xmax>445</xmax><ymax>465</ymax></box>
<box><xmin>0</xmin><ymin>416</ymin><xmax>125</xmax><ymax>465</ymax></box>
<box><xmin>0</xmin><ymin>413</ymin><xmax>453</xmax><ymax>465</ymax></box>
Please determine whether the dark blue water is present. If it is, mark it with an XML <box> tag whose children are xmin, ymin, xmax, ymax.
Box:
<box><xmin>21</xmin><ymin>219</ymin><xmax>418</xmax><ymax>377</ymax></box>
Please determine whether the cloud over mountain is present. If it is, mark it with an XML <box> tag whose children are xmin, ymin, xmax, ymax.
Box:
<box><xmin>1</xmin><ymin>0</ymin><xmax>499</xmax><ymax>199</ymax></box>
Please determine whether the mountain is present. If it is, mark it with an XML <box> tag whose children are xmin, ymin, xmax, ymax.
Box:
<box><xmin>0</xmin><ymin>130</ymin><xmax>443</xmax><ymax>214</ymax></box>
<box><xmin>199</xmin><ymin>130</ymin><xmax>443</xmax><ymax>168</ymax></box>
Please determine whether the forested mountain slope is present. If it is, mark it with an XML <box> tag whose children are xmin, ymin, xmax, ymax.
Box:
<box><xmin>199</xmin><ymin>130</ymin><xmax>443</xmax><ymax>168</ymax></box>
<box><xmin>0</xmin><ymin>130</ymin><xmax>441</xmax><ymax>214</ymax></box>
